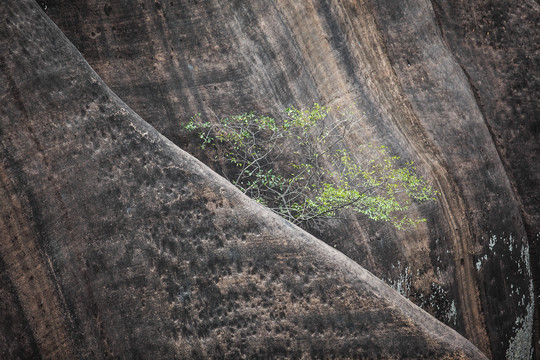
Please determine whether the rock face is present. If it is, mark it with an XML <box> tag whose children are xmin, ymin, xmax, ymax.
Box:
<box><xmin>1</xmin><ymin>0</ymin><xmax>536</xmax><ymax>358</ymax></box>
<box><xmin>34</xmin><ymin>0</ymin><xmax>537</xmax><ymax>359</ymax></box>
<box><xmin>428</xmin><ymin>3</ymin><xmax>540</xmax><ymax>357</ymax></box>
<box><xmin>0</xmin><ymin>1</ymin><xmax>490</xmax><ymax>359</ymax></box>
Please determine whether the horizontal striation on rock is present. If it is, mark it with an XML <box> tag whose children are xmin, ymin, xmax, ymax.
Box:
<box><xmin>0</xmin><ymin>1</ymin><xmax>490</xmax><ymax>358</ymax></box>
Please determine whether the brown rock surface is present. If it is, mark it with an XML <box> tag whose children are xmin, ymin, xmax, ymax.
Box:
<box><xmin>429</xmin><ymin>2</ymin><xmax>540</xmax><ymax>357</ymax></box>
<box><xmin>35</xmin><ymin>0</ymin><xmax>537</xmax><ymax>358</ymax></box>
<box><xmin>0</xmin><ymin>1</ymin><xmax>490</xmax><ymax>358</ymax></box>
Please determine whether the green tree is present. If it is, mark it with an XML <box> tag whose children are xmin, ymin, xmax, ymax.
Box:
<box><xmin>182</xmin><ymin>104</ymin><xmax>436</xmax><ymax>230</ymax></box>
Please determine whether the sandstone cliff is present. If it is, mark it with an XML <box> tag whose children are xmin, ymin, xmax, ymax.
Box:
<box><xmin>35</xmin><ymin>0</ymin><xmax>537</xmax><ymax>358</ymax></box>
<box><xmin>0</xmin><ymin>0</ymin><xmax>537</xmax><ymax>358</ymax></box>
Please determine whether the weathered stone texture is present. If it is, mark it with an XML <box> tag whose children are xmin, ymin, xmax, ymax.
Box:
<box><xmin>0</xmin><ymin>1</ymin><xmax>490</xmax><ymax>358</ymax></box>
<box><xmin>33</xmin><ymin>0</ymin><xmax>538</xmax><ymax>358</ymax></box>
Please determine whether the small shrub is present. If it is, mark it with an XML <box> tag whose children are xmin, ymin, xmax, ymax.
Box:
<box><xmin>182</xmin><ymin>104</ymin><xmax>436</xmax><ymax>230</ymax></box>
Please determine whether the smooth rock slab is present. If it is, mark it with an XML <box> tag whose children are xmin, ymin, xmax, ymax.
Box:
<box><xmin>0</xmin><ymin>1</ymin><xmax>487</xmax><ymax>358</ymax></box>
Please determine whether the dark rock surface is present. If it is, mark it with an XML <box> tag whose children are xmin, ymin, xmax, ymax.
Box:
<box><xmin>0</xmin><ymin>1</ymin><xmax>490</xmax><ymax>358</ymax></box>
<box><xmin>33</xmin><ymin>0</ymin><xmax>538</xmax><ymax>358</ymax></box>
<box><xmin>429</xmin><ymin>2</ymin><xmax>540</xmax><ymax>357</ymax></box>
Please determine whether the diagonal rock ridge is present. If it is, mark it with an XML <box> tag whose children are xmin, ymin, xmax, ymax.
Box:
<box><xmin>0</xmin><ymin>1</ymin><xmax>489</xmax><ymax>358</ymax></box>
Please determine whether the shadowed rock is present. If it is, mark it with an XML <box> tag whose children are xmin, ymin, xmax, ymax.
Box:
<box><xmin>428</xmin><ymin>2</ymin><xmax>540</xmax><ymax>356</ymax></box>
<box><xmin>0</xmin><ymin>1</ymin><xmax>488</xmax><ymax>358</ymax></box>
<box><xmin>36</xmin><ymin>0</ymin><xmax>537</xmax><ymax>358</ymax></box>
